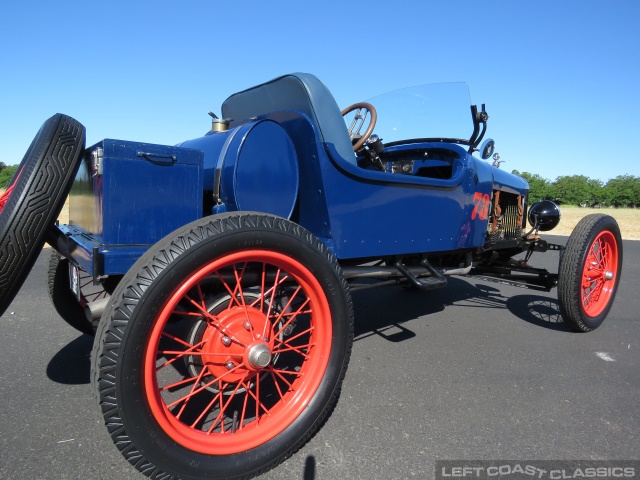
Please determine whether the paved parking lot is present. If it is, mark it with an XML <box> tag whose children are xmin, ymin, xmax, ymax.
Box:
<box><xmin>1</xmin><ymin>236</ymin><xmax>638</xmax><ymax>480</ymax></box>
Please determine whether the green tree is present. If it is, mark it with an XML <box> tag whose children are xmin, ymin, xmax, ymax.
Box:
<box><xmin>552</xmin><ymin>175</ymin><xmax>593</xmax><ymax>205</ymax></box>
<box><xmin>605</xmin><ymin>175</ymin><xmax>640</xmax><ymax>207</ymax></box>
<box><xmin>513</xmin><ymin>170</ymin><xmax>640</xmax><ymax>207</ymax></box>
<box><xmin>511</xmin><ymin>170</ymin><xmax>552</xmax><ymax>202</ymax></box>
<box><xmin>585</xmin><ymin>178</ymin><xmax>605</xmax><ymax>206</ymax></box>
<box><xmin>0</xmin><ymin>165</ymin><xmax>19</xmax><ymax>189</ymax></box>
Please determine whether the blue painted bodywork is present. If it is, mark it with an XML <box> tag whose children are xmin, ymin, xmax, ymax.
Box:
<box><xmin>67</xmin><ymin>139</ymin><xmax>203</xmax><ymax>275</ymax></box>
<box><xmin>66</xmin><ymin>73</ymin><xmax>529</xmax><ymax>276</ymax></box>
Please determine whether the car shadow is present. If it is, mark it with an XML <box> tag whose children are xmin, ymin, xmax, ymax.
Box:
<box><xmin>352</xmin><ymin>276</ymin><xmax>572</xmax><ymax>342</ymax></box>
<box><xmin>46</xmin><ymin>334</ymin><xmax>93</xmax><ymax>385</ymax></box>
<box><xmin>506</xmin><ymin>294</ymin><xmax>570</xmax><ymax>331</ymax></box>
<box><xmin>45</xmin><ymin>277</ymin><xmax>571</xmax><ymax>385</ymax></box>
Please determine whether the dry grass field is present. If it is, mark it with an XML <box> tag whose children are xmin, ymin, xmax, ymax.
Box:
<box><xmin>554</xmin><ymin>205</ymin><xmax>640</xmax><ymax>240</ymax></box>
<box><xmin>2</xmin><ymin>190</ymin><xmax>639</xmax><ymax>240</ymax></box>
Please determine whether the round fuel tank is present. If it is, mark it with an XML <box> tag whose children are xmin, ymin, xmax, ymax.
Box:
<box><xmin>221</xmin><ymin>120</ymin><xmax>298</xmax><ymax>218</ymax></box>
<box><xmin>179</xmin><ymin>119</ymin><xmax>299</xmax><ymax>219</ymax></box>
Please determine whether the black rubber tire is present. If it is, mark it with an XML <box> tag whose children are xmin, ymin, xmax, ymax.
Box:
<box><xmin>47</xmin><ymin>250</ymin><xmax>106</xmax><ymax>335</ymax></box>
<box><xmin>91</xmin><ymin>212</ymin><xmax>354</xmax><ymax>480</ymax></box>
<box><xmin>558</xmin><ymin>214</ymin><xmax>623</xmax><ymax>332</ymax></box>
<box><xmin>0</xmin><ymin>114</ymin><xmax>85</xmax><ymax>316</ymax></box>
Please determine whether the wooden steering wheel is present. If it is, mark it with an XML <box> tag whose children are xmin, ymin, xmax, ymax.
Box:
<box><xmin>341</xmin><ymin>102</ymin><xmax>377</xmax><ymax>151</ymax></box>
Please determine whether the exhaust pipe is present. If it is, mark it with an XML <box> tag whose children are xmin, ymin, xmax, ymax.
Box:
<box><xmin>84</xmin><ymin>297</ymin><xmax>110</xmax><ymax>323</ymax></box>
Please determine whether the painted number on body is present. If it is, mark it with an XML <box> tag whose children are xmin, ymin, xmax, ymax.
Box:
<box><xmin>471</xmin><ymin>192</ymin><xmax>491</xmax><ymax>221</ymax></box>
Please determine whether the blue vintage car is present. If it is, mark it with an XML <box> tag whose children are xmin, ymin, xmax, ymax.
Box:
<box><xmin>0</xmin><ymin>73</ymin><xmax>623</xmax><ymax>479</ymax></box>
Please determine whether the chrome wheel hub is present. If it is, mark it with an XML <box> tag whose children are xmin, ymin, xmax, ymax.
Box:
<box><xmin>247</xmin><ymin>343</ymin><xmax>272</xmax><ymax>369</ymax></box>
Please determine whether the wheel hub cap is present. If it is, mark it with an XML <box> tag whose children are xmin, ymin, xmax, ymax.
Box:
<box><xmin>247</xmin><ymin>343</ymin><xmax>272</xmax><ymax>369</ymax></box>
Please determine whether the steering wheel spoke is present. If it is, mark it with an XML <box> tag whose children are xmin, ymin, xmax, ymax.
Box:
<box><xmin>341</xmin><ymin>102</ymin><xmax>377</xmax><ymax>151</ymax></box>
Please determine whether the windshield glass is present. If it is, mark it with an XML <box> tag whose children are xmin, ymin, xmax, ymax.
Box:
<box><xmin>347</xmin><ymin>82</ymin><xmax>473</xmax><ymax>145</ymax></box>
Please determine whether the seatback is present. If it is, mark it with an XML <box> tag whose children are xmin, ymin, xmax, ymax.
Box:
<box><xmin>221</xmin><ymin>73</ymin><xmax>356</xmax><ymax>164</ymax></box>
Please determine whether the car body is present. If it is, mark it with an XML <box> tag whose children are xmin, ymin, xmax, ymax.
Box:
<box><xmin>58</xmin><ymin>74</ymin><xmax>530</xmax><ymax>280</ymax></box>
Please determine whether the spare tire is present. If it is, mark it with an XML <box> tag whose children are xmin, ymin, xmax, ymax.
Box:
<box><xmin>0</xmin><ymin>114</ymin><xmax>85</xmax><ymax>316</ymax></box>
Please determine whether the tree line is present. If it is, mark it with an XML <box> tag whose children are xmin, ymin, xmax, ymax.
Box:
<box><xmin>512</xmin><ymin>171</ymin><xmax>640</xmax><ymax>208</ymax></box>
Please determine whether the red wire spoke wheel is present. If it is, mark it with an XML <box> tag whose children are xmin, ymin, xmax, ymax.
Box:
<box><xmin>559</xmin><ymin>214</ymin><xmax>622</xmax><ymax>332</ymax></box>
<box><xmin>580</xmin><ymin>230</ymin><xmax>618</xmax><ymax>318</ymax></box>
<box><xmin>145</xmin><ymin>249</ymin><xmax>332</xmax><ymax>454</ymax></box>
<box><xmin>0</xmin><ymin>114</ymin><xmax>85</xmax><ymax>316</ymax></box>
<box><xmin>92</xmin><ymin>213</ymin><xmax>353</xmax><ymax>479</ymax></box>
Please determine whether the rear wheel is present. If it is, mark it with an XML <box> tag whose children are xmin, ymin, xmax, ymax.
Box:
<box><xmin>0</xmin><ymin>113</ymin><xmax>85</xmax><ymax>316</ymax></box>
<box><xmin>47</xmin><ymin>250</ymin><xmax>108</xmax><ymax>335</ymax></box>
<box><xmin>92</xmin><ymin>212</ymin><xmax>353</xmax><ymax>479</ymax></box>
<box><xmin>558</xmin><ymin>214</ymin><xmax>622</xmax><ymax>332</ymax></box>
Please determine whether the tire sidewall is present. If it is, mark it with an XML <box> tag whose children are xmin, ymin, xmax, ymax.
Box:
<box><xmin>105</xmin><ymin>214</ymin><xmax>352</xmax><ymax>479</ymax></box>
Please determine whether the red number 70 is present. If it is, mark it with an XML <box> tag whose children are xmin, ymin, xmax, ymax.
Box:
<box><xmin>471</xmin><ymin>192</ymin><xmax>491</xmax><ymax>221</ymax></box>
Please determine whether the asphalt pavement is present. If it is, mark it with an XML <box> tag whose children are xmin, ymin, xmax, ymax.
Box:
<box><xmin>1</xmin><ymin>236</ymin><xmax>638</xmax><ymax>480</ymax></box>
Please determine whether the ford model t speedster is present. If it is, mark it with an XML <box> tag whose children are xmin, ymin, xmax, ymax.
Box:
<box><xmin>0</xmin><ymin>73</ymin><xmax>623</xmax><ymax>479</ymax></box>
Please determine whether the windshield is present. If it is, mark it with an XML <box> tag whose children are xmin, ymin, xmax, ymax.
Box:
<box><xmin>346</xmin><ymin>82</ymin><xmax>474</xmax><ymax>145</ymax></box>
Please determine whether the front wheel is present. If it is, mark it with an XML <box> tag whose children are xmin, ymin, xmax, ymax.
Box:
<box><xmin>92</xmin><ymin>213</ymin><xmax>353</xmax><ymax>479</ymax></box>
<box><xmin>558</xmin><ymin>214</ymin><xmax>622</xmax><ymax>332</ymax></box>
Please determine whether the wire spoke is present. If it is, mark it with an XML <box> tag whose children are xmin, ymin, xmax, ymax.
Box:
<box><xmin>233</xmin><ymin>263</ymin><xmax>249</xmax><ymax>308</ymax></box>
<box><xmin>162</xmin><ymin>331</ymin><xmax>199</xmax><ymax>349</ymax></box>
<box><xmin>190</xmin><ymin>390</ymin><xmax>223</xmax><ymax>429</ymax></box>
<box><xmin>205</xmin><ymin>378</ymin><xmax>248</xmax><ymax>434</ymax></box>
<box><xmin>270</xmin><ymin>370</ymin><xmax>285</xmax><ymax>400</ymax></box>
<box><xmin>238</xmin><ymin>379</ymin><xmax>251</xmax><ymax>431</ymax></box>
<box><xmin>261</xmin><ymin>268</ymin><xmax>283</xmax><ymax>339</ymax></box>
<box><xmin>165</xmin><ymin>363</ymin><xmax>244</xmax><ymax>407</ymax></box>
<box><xmin>275</xmin><ymin>326</ymin><xmax>313</xmax><ymax>348</ymax></box>
<box><xmin>160</xmin><ymin>374</ymin><xmax>202</xmax><ymax>393</ymax></box>
<box><xmin>241</xmin><ymin>374</ymin><xmax>271</xmax><ymax>420</ymax></box>
<box><xmin>214</xmin><ymin>267</ymin><xmax>245</xmax><ymax>309</ymax></box>
<box><xmin>273</xmin><ymin>297</ymin><xmax>311</xmax><ymax>339</ymax></box>
<box><xmin>272</xmin><ymin>344</ymin><xmax>312</xmax><ymax>359</ymax></box>
<box><xmin>270</xmin><ymin>367</ymin><xmax>302</xmax><ymax>378</ymax></box>
<box><xmin>583</xmin><ymin>279</ymin><xmax>604</xmax><ymax>306</ymax></box>
<box><xmin>269</xmin><ymin>366</ymin><xmax>296</xmax><ymax>390</ymax></box>
<box><xmin>157</xmin><ymin>339</ymin><xmax>206</xmax><ymax>371</ymax></box>
<box><xmin>175</xmin><ymin>366</ymin><xmax>208</xmax><ymax>420</ymax></box>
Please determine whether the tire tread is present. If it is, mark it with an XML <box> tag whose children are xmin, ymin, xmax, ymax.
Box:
<box><xmin>0</xmin><ymin>114</ymin><xmax>85</xmax><ymax>315</ymax></box>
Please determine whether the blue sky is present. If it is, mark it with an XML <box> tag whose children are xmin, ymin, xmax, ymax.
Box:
<box><xmin>1</xmin><ymin>1</ymin><xmax>638</xmax><ymax>182</ymax></box>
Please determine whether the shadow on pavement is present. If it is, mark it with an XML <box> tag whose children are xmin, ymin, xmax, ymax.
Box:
<box><xmin>303</xmin><ymin>455</ymin><xmax>316</xmax><ymax>480</ymax></box>
<box><xmin>46</xmin><ymin>334</ymin><xmax>93</xmax><ymax>384</ymax></box>
<box><xmin>506</xmin><ymin>294</ymin><xmax>570</xmax><ymax>331</ymax></box>
<box><xmin>45</xmin><ymin>277</ymin><xmax>572</xmax><ymax>385</ymax></box>
<box><xmin>352</xmin><ymin>276</ymin><xmax>571</xmax><ymax>341</ymax></box>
